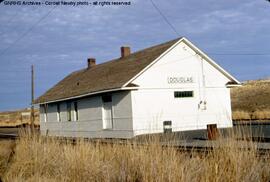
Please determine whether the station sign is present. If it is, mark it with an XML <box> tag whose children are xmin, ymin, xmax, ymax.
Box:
<box><xmin>167</xmin><ymin>76</ymin><xmax>194</xmax><ymax>84</ymax></box>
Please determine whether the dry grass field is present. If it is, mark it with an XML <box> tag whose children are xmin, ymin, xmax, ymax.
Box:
<box><xmin>0</xmin><ymin>109</ymin><xmax>39</xmax><ymax>127</ymax></box>
<box><xmin>231</xmin><ymin>79</ymin><xmax>270</xmax><ymax>120</ymax></box>
<box><xmin>0</xmin><ymin>130</ymin><xmax>269</xmax><ymax>182</ymax></box>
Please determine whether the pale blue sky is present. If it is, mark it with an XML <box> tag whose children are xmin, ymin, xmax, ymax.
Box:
<box><xmin>0</xmin><ymin>0</ymin><xmax>270</xmax><ymax>111</ymax></box>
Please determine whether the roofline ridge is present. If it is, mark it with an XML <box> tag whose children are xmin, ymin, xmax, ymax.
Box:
<box><xmin>81</xmin><ymin>37</ymin><xmax>183</xmax><ymax>68</ymax></box>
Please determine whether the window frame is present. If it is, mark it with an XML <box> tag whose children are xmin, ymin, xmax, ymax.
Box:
<box><xmin>102</xmin><ymin>94</ymin><xmax>113</xmax><ymax>130</ymax></box>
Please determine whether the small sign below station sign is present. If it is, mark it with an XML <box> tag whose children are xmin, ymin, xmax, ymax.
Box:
<box><xmin>167</xmin><ymin>76</ymin><xmax>194</xmax><ymax>84</ymax></box>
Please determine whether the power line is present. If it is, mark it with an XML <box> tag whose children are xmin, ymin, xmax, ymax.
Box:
<box><xmin>0</xmin><ymin>11</ymin><xmax>19</xmax><ymax>36</ymax></box>
<box><xmin>0</xmin><ymin>2</ymin><xmax>43</xmax><ymax>37</ymax></box>
<box><xmin>149</xmin><ymin>0</ymin><xmax>180</xmax><ymax>36</ymax></box>
<box><xmin>147</xmin><ymin>1</ymin><xmax>270</xmax><ymax>56</ymax></box>
<box><xmin>0</xmin><ymin>5</ymin><xmax>57</xmax><ymax>57</ymax></box>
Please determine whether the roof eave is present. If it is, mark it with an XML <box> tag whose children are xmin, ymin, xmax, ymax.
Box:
<box><xmin>34</xmin><ymin>86</ymin><xmax>139</xmax><ymax>105</ymax></box>
<box><xmin>226</xmin><ymin>83</ymin><xmax>242</xmax><ymax>88</ymax></box>
<box><xmin>181</xmin><ymin>38</ymin><xmax>241</xmax><ymax>84</ymax></box>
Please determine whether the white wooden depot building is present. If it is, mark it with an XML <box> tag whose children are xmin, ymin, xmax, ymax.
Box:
<box><xmin>34</xmin><ymin>37</ymin><xmax>241</xmax><ymax>138</ymax></box>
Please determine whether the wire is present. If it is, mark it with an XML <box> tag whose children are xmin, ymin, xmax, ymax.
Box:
<box><xmin>0</xmin><ymin>11</ymin><xmax>19</xmax><ymax>36</ymax></box>
<box><xmin>0</xmin><ymin>5</ymin><xmax>57</xmax><ymax>57</ymax></box>
<box><xmin>148</xmin><ymin>0</ymin><xmax>269</xmax><ymax>56</ymax></box>
<box><xmin>149</xmin><ymin>0</ymin><xmax>180</xmax><ymax>36</ymax></box>
<box><xmin>0</xmin><ymin>1</ymin><xmax>44</xmax><ymax>37</ymax></box>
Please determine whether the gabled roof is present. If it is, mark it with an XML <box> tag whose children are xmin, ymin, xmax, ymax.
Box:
<box><xmin>34</xmin><ymin>37</ymin><xmax>241</xmax><ymax>104</ymax></box>
<box><xmin>34</xmin><ymin>38</ymin><xmax>181</xmax><ymax>104</ymax></box>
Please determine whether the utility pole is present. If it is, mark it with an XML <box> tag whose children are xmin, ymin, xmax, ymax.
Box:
<box><xmin>31</xmin><ymin>65</ymin><xmax>35</xmax><ymax>133</ymax></box>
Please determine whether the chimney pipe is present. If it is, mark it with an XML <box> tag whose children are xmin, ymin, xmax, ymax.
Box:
<box><xmin>121</xmin><ymin>46</ymin><xmax>131</xmax><ymax>58</ymax></box>
<box><xmin>87</xmin><ymin>58</ymin><xmax>96</xmax><ymax>69</ymax></box>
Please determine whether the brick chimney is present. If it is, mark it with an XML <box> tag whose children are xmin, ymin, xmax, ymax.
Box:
<box><xmin>87</xmin><ymin>58</ymin><xmax>96</xmax><ymax>69</ymax></box>
<box><xmin>121</xmin><ymin>46</ymin><xmax>131</xmax><ymax>58</ymax></box>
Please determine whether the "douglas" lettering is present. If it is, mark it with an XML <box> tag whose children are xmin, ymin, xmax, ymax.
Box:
<box><xmin>167</xmin><ymin>77</ymin><xmax>194</xmax><ymax>84</ymax></box>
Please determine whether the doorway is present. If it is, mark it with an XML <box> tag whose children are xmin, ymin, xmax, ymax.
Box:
<box><xmin>102</xmin><ymin>95</ymin><xmax>113</xmax><ymax>129</ymax></box>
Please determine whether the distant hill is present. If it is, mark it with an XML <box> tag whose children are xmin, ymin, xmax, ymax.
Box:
<box><xmin>231</xmin><ymin>79</ymin><xmax>270</xmax><ymax>120</ymax></box>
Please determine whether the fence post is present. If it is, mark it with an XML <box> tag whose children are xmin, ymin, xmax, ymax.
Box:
<box><xmin>207</xmin><ymin>124</ymin><xmax>219</xmax><ymax>140</ymax></box>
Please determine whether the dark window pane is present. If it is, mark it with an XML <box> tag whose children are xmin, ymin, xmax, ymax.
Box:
<box><xmin>57</xmin><ymin>103</ymin><xmax>61</xmax><ymax>121</ymax></box>
<box><xmin>102</xmin><ymin>95</ymin><xmax>112</xmax><ymax>102</ymax></box>
<box><xmin>174</xmin><ymin>91</ymin><xmax>193</xmax><ymax>98</ymax></box>
<box><xmin>67</xmin><ymin>102</ymin><xmax>71</xmax><ymax>121</ymax></box>
<box><xmin>74</xmin><ymin>101</ymin><xmax>78</xmax><ymax>121</ymax></box>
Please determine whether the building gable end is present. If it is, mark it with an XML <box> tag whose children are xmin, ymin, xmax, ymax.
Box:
<box><xmin>123</xmin><ymin>37</ymin><xmax>241</xmax><ymax>88</ymax></box>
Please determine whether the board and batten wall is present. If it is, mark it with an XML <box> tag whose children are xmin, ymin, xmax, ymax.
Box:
<box><xmin>40</xmin><ymin>91</ymin><xmax>134</xmax><ymax>138</ymax></box>
<box><xmin>130</xmin><ymin>41</ymin><xmax>233</xmax><ymax>136</ymax></box>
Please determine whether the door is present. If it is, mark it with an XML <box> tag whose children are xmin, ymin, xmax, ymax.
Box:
<box><xmin>102</xmin><ymin>97</ymin><xmax>113</xmax><ymax>129</ymax></box>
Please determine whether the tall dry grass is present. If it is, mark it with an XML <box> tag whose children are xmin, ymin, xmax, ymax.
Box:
<box><xmin>1</xmin><ymin>130</ymin><xmax>270</xmax><ymax>182</ymax></box>
<box><xmin>0</xmin><ymin>140</ymin><xmax>15</xmax><ymax>178</ymax></box>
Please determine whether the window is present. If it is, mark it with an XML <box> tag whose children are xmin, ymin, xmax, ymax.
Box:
<box><xmin>174</xmin><ymin>91</ymin><xmax>194</xmax><ymax>98</ymax></box>
<box><xmin>102</xmin><ymin>95</ymin><xmax>112</xmax><ymax>102</ymax></box>
<box><xmin>67</xmin><ymin>102</ymin><xmax>71</xmax><ymax>121</ymax></box>
<box><xmin>43</xmin><ymin>104</ymin><xmax>48</xmax><ymax>122</ymax></box>
<box><xmin>74</xmin><ymin>101</ymin><xmax>78</xmax><ymax>121</ymax></box>
<box><xmin>57</xmin><ymin>103</ymin><xmax>61</xmax><ymax>122</ymax></box>
<box><xmin>66</xmin><ymin>101</ymin><xmax>78</xmax><ymax>121</ymax></box>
